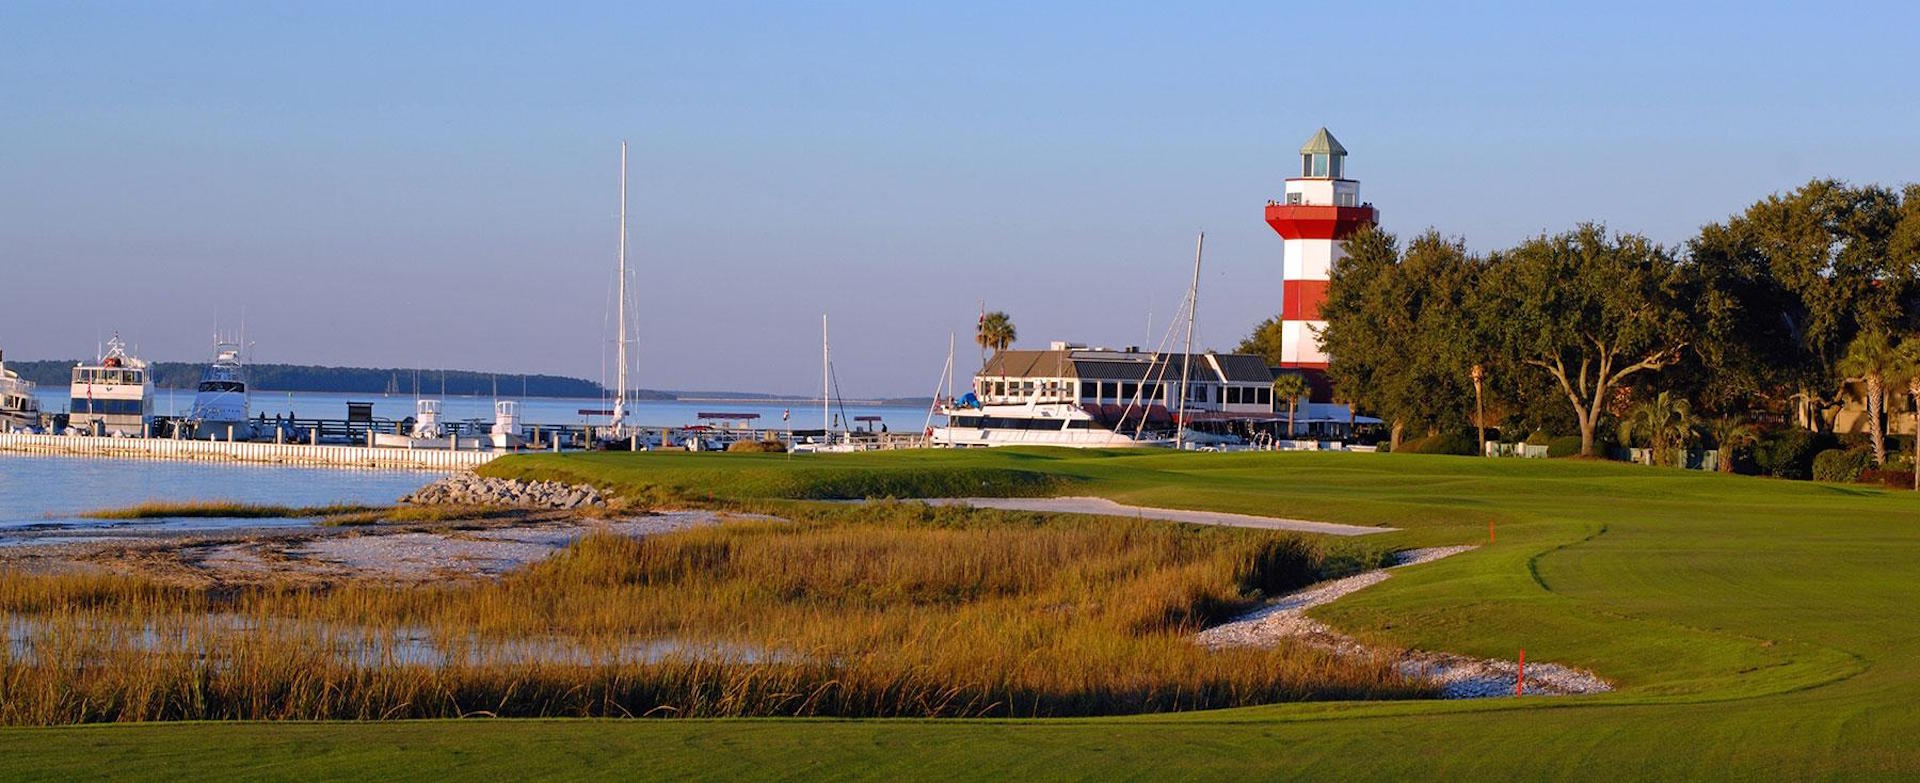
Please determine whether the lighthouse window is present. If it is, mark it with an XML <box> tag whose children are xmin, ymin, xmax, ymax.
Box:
<box><xmin>1310</xmin><ymin>154</ymin><xmax>1329</xmax><ymax>177</ymax></box>
<box><xmin>1329</xmin><ymin>156</ymin><xmax>1344</xmax><ymax>178</ymax></box>
<box><xmin>1286</xmin><ymin>193</ymin><xmax>1303</xmax><ymax>205</ymax></box>
<box><xmin>1336</xmin><ymin>192</ymin><xmax>1356</xmax><ymax>207</ymax></box>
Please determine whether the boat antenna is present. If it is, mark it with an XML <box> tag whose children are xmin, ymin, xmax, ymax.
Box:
<box><xmin>612</xmin><ymin>139</ymin><xmax>631</xmax><ymax>435</ymax></box>
<box><xmin>1175</xmin><ymin>231</ymin><xmax>1203</xmax><ymax>450</ymax></box>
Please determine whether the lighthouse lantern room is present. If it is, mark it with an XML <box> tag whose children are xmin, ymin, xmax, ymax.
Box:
<box><xmin>1263</xmin><ymin>127</ymin><xmax>1378</xmax><ymax>374</ymax></box>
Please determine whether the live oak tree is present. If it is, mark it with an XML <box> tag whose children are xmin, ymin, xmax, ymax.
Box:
<box><xmin>1235</xmin><ymin>317</ymin><xmax>1287</xmax><ymax>367</ymax></box>
<box><xmin>1318</xmin><ymin>227</ymin><xmax>1482</xmax><ymax>450</ymax></box>
<box><xmin>1480</xmin><ymin>224</ymin><xmax>1690</xmax><ymax>457</ymax></box>
<box><xmin>1689</xmin><ymin>180</ymin><xmax>1915</xmax><ymax>430</ymax></box>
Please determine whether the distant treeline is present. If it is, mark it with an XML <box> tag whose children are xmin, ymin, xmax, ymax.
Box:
<box><xmin>2</xmin><ymin>360</ymin><xmax>675</xmax><ymax>400</ymax></box>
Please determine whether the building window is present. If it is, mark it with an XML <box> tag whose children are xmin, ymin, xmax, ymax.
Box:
<box><xmin>1257</xmin><ymin>388</ymin><xmax>1272</xmax><ymax>405</ymax></box>
<box><xmin>1336</xmin><ymin>192</ymin><xmax>1356</xmax><ymax>207</ymax></box>
<box><xmin>1101</xmin><ymin>382</ymin><xmax>1117</xmax><ymax>401</ymax></box>
<box><xmin>1080</xmin><ymin>381</ymin><xmax>1097</xmax><ymax>399</ymax></box>
<box><xmin>1329</xmin><ymin>156</ymin><xmax>1344</xmax><ymax>179</ymax></box>
<box><xmin>1300</xmin><ymin>153</ymin><xmax>1313</xmax><ymax>177</ymax></box>
<box><xmin>1121</xmin><ymin>382</ymin><xmax>1138</xmax><ymax>401</ymax></box>
<box><xmin>1310</xmin><ymin>154</ymin><xmax>1329</xmax><ymax>177</ymax></box>
<box><xmin>1286</xmin><ymin>192</ymin><xmax>1302</xmax><ymax>205</ymax></box>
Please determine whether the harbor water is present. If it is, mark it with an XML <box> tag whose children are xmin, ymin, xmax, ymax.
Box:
<box><xmin>0</xmin><ymin>453</ymin><xmax>434</xmax><ymax>538</ymax></box>
<box><xmin>30</xmin><ymin>387</ymin><xmax>931</xmax><ymax>432</ymax></box>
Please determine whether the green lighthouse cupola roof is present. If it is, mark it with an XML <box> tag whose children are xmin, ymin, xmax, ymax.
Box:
<box><xmin>1298</xmin><ymin>127</ymin><xmax>1347</xmax><ymax>179</ymax></box>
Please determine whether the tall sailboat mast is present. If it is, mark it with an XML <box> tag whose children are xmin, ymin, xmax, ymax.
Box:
<box><xmin>1175</xmin><ymin>231</ymin><xmax>1204</xmax><ymax>450</ymax></box>
<box><xmin>821</xmin><ymin>314</ymin><xmax>831</xmax><ymax>442</ymax></box>
<box><xmin>613</xmin><ymin>141</ymin><xmax>631</xmax><ymax>432</ymax></box>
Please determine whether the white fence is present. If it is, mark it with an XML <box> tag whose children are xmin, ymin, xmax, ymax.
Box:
<box><xmin>0</xmin><ymin>433</ymin><xmax>500</xmax><ymax>471</ymax></box>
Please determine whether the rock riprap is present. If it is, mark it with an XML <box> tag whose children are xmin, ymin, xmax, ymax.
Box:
<box><xmin>401</xmin><ymin>473</ymin><xmax>606</xmax><ymax>509</ymax></box>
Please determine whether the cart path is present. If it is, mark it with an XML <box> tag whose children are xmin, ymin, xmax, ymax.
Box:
<box><xmin>922</xmin><ymin>496</ymin><xmax>1392</xmax><ymax>536</ymax></box>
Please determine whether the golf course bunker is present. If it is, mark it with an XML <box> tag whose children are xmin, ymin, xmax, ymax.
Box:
<box><xmin>926</xmin><ymin>496</ymin><xmax>1392</xmax><ymax>536</ymax></box>
<box><xmin>1198</xmin><ymin>546</ymin><xmax>1613</xmax><ymax>698</ymax></box>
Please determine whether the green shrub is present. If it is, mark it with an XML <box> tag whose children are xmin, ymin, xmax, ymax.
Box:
<box><xmin>1524</xmin><ymin>431</ymin><xmax>1552</xmax><ymax>446</ymax></box>
<box><xmin>1811</xmin><ymin>448</ymin><xmax>1873</xmax><ymax>484</ymax></box>
<box><xmin>1752</xmin><ymin>429</ymin><xmax>1838</xmax><ymax>480</ymax></box>
<box><xmin>727</xmin><ymin>438</ymin><xmax>787</xmax><ymax>453</ymax></box>
<box><xmin>1546</xmin><ymin>436</ymin><xmax>1584</xmax><ymax>458</ymax></box>
<box><xmin>1402</xmin><ymin>429</ymin><xmax>1480</xmax><ymax>456</ymax></box>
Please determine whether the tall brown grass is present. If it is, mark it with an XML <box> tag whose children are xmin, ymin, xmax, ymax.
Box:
<box><xmin>0</xmin><ymin>502</ymin><xmax>1422</xmax><ymax>723</ymax></box>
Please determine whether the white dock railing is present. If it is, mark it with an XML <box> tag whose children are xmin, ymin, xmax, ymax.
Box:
<box><xmin>0</xmin><ymin>433</ymin><xmax>500</xmax><ymax>471</ymax></box>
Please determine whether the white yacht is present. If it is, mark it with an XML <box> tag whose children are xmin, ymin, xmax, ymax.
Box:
<box><xmin>930</xmin><ymin>344</ymin><xmax>1280</xmax><ymax>449</ymax></box>
<box><xmin>69</xmin><ymin>334</ymin><xmax>154</xmax><ymax>436</ymax></box>
<box><xmin>0</xmin><ymin>346</ymin><xmax>42</xmax><ymax>432</ymax></box>
<box><xmin>184</xmin><ymin>341</ymin><xmax>252</xmax><ymax>440</ymax></box>
<box><xmin>372</xmin><ymin>398</ymin><xmax>484</xmax><ymax>450</ymax></box>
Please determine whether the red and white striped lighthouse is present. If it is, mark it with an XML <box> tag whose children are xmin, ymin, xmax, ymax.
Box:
<box><xmin>1263</xmin><ymin>127</ymin><xmax>1378</xmax><ymax>370</ymax></box>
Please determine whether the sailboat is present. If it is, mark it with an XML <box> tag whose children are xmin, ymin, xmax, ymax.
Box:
<box><xmin>790</xmin><ymin>314</ymin><xmax>863</xmax><ymax>453</ymax></box>
<box><xmin>602</xmin><ymin>140</ymin><xmax>642</xmax><ymax>445</ymax></box>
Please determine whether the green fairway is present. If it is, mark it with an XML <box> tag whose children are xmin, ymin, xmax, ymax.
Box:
<box><xmin>7</xmin><ymin>450</ymin><xmax>1918</xmax><ymax>779</ymax></box>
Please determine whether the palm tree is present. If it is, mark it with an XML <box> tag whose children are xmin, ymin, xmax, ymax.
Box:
<box><xmin>1470</xmin><ymin>363</ymin><xmax>1487</xmax><ymax>457</ymax></box>
<box><xmin>1704</xmin><ymin>415</ymin><xmax>1758</xmax><ymax>474</ymax></box>
<box><xmin>976</xmin><ymin>311</ymin><xmax>1017</xmax><ymax>359</ymax></box>
<box><xmin>1617</xmin><ymin>391</ymin><xmax>1700</xmax><ymax>468</ymax></box>
<box><xmin>1837</xmin><ymin>330</ymin><xmax>1899</xmax><ymax>466</ymax></box>
<box><xmin>1271</xmin><ymin>373</ymin><xmax>1308</xmax><ymax>440</ymax></box>
<box><xmin>1897</xmin><ymin>339</ymin><xmax>1920</xmax><ymax>491</ymax></box>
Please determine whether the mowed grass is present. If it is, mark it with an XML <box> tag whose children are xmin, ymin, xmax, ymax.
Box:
<box><xmin>6</xmin><ymin>449</ymin><xmax>1920</xmax><ymax>779</ymax></box>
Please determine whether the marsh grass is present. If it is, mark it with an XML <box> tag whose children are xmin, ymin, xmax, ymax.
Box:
<box><xmin>81</xmin><ymin>501</ymin><xmax>381</xmax><ymax>520</ymax></box>
<box><xmin>316</xmin><ymin>505</ymin><xmax>530</xmax><ymax>527</ymax></box>
<box><xmin>0</xmin><ymin>502</ymin><xmax>1422</xmax><ymax>723</ymax></box>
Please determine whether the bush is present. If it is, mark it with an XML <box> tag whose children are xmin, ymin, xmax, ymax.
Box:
<box><xmin>1752</xmin><ymin>429</ymin><xmax>1838</xmax><ymax>480</ymax></box>
<box><xmin>1546</xmin><ymin>436</ymin><xmax>1585</xmax><ymax>458</ymax></box>
<box><xmin>727</xmin><ymin>438</ymin><xmax>787</xmax><ymax>453</ymax></box>
<box><xmin>1811</xmin><ymin>448</ymin><xmax>1873</xmax><ymax>484</ymax></box>
<box><xmin>1402</xmin><ymin>428</ymin><xmax>1480</xmax><ymax>456</ymax></box>
<box><xmin>1859</xmin><ymin>469</ymin><xmax>1916</xmax><ymax>489</ymax></box>
<box><xmin>1524</xmin><ymin>431</ymin><xmax>1553</xmax><ymax>446</ymax></box>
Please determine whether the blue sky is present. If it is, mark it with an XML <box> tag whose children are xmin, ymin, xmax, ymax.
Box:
<box><xmin>3</xmin><ymin>2</ymin><xmax>1915</xmax><ymax>395</ymax></box>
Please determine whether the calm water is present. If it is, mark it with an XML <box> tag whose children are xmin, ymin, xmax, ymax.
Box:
<box><xmin>0</xmin><ymin>453</ymin><xmax>434</xmax><ymax>533</ymax></box>
<box><xmin>33</xmin><ymin>387</ymin><xmax>931</xmax><ymax>431</ymax></box>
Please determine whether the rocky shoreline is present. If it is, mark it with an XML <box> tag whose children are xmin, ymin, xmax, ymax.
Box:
<box><xmin>401</xmin><ymin>473</ymin><xmax>607</xmax><ymax>510</ymax></box>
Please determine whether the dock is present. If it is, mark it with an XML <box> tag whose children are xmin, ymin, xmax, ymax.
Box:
<box><xmin>0</xmin><ymin>432</ymin><xmax>500</xmax><ymax>470</ymax></box>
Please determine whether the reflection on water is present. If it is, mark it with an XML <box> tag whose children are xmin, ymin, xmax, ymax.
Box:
<box><xmin>0</xmin><ymin>453</ymin><xmax>432</xmax><ymax>533</ymax></box>
<box><xmin>5</xmin><ymin>614</ymin><xmax>779</xmax><ymax>668</ymax></box>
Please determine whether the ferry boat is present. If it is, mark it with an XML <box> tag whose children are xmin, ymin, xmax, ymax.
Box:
<box><xmin>931</xmin><ymin>344</ymin><xmax>1280</xmax><ymax>448</ymax></box>
<box><xmin>0</xmin><ymin>346</ymin><xmax>42</xmax><ymax>432</ymax></box>
<box><xmin>68</xmin><ymin>334</ymin><xmax>154</xmax><ymax>436</ymax></box>
<box><xmin>184</xmin><ymin>340</ymin><xmax>252</xmax><ymax>440</ymax></box>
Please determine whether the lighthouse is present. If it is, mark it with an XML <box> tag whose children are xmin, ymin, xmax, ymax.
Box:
<box><xmin>1263</xmin><ymin>127</ymin><xmax>1378</xmax><ymax>374</ymax></box>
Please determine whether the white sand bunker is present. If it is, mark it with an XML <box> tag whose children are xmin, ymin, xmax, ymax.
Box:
<box><xmin>1196</xmin><ymin>545</ymin><xmax>1612</xmax><ymax>699</ymax></box>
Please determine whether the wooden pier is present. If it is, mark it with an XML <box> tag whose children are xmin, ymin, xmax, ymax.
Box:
<box><xmin>0</xmin><ymin>432</ymin><xmax>500</xmax><ymax>470</ymax></box>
